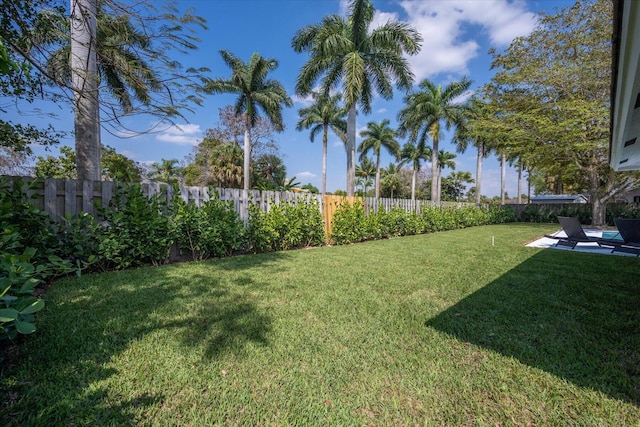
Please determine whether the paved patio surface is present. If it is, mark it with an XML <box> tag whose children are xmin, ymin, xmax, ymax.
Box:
<box><xmin>526</xmin><ymin>229</ymin><xmax>639</xmax><ymax>257</ymax></box>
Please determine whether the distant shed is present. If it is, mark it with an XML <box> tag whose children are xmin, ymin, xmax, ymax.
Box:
<box><xmin>530</xmin><ymin>194</ymin><xmax>589</xmax><ymax>204</ymax></box>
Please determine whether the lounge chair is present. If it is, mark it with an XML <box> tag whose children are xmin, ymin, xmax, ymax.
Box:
<box><xmin>544</xmin><ymin>216</ymin><xmax>602</xmax><ymax>249</ymax></box>
<box><xmin>599</xmin><ymin>218</ymin><xmax>640</xmax><ymax>256</ymax></box>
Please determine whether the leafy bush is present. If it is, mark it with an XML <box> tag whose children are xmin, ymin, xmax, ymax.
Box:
<box><xmin>248</xmin><ymin>197</ymin><xmax>324</xmax><ymax>252</ymax></box>
<box><xmin>0</xmin><ymin>179</ymin><xmax>74</xmax><ymax>340</ymax></box>
<box><xmin>330</xmin><ymin>202</ymin><xmax>516</xmax><ymax>245</ymax></box>
<box><xmin>58</xmin><ymin>212</ymin><xmax>99</xmax><ymax>271</ymax></box>
<box><xmin>96</xmin><ymin>184</ymin><xmax>172</xmax><ymax>269</ymax></box>
<box><xmin>170</xmin><ymin>194</ymin><xmax>246</xmax><ymax>261</ymax></box>
<box><xmin>330</xmin><ymin>200</ymin><xmax>369</xmax><ymax>245</ymax></box>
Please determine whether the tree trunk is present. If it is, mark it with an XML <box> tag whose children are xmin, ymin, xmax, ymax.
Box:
<box><xmin>431</xmin><ymin>138</ymin><xmax>440</xmax><ymax>204</ymax></box>
<box><xmin>500</xmin><ymin>153</ymin><xmax>506</xmax><ymax>204</ymax></box>
<box><xmin>322</xmin><ymin>124</ymin><xmax>328</xmax><ymax>196</ymax></box>
<box><xmin>475</xmin><ymin>142</ymin><xmax>483</xmax><ymax>205</ymax></box>
<box><xmin>71</xmin><ymin>0</ymin><xmax>101</xmax><ymax>180</ymax></box>
<box><xmin>374</xmin><ymin>153</ymin><xmax>381</xmax><ymax>199</ymax></box>
<box><xmin>592</xmin><ymin>196</ymin><xmax>606</xmax><ymax>226</ymax></box>
<box><xmin>346</xmin><ymin>104</ymin><xmax>356</xmax><ymax>196</ymax></box>
<box><xmin>243</xmin><ymin>120</ymin><xmax>251</xmax><ymax>190</ymax></box>
<box><xmin>411</xmin><ymin>168</ymin><xmax>417</xmax><ymax>201</ymax></box>
<box><xmin>517</xmin><ymin>162</ymin><xmax>522</xmax><ymax>204</ymax></box>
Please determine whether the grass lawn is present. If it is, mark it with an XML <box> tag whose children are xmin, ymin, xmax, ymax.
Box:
<box><xmin>1</xmin><ymin>223</ymin><xmax>639</xmax><ymax>425</ymax></box>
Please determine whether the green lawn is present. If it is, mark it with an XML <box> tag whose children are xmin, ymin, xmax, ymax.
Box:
<box><xmin>2</xmin><ymin>223</ymin><xmax>640</xmax><ymax>425</ymax></box>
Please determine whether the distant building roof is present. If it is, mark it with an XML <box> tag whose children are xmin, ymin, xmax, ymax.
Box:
<box><xmin>531</xmin><ymin>194</ymin><xmax>589</xmax><ymax>204</ymax></box>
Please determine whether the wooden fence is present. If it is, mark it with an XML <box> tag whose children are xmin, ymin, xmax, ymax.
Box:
<box><xmin>3</xmin><ymin>176</ymin><xmax>477</xmax><ymax>234</ymax></box>
<box><xmin>2</xmin><ymin>176</ymin><xmax>321</xmax><ymax>223</ymax></box>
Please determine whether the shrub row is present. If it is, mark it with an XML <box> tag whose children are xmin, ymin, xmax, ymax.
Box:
<box><xmin>0</xmin><ymin>179</ymin><xmax>520</xmax><ymax>340</ymax></box>
<box><xmin>330</xmin><ymin>201</ymin><xmax>516</xmax><ymax>245</ymax></box>
<box><xmin>515</xmin><ymin>203</ymin><xmax>640</xmax><ymax>225</ymax></box>
<box><xmin>0</xmin><ymin>181</ymin><xmax>325</xmax><ymax>340</ymax></box>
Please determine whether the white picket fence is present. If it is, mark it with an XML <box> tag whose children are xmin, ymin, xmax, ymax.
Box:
<box><xmin>3</xmin><ymin>176</ymin><xmax>474</xmax><ymax>223</ymax></box>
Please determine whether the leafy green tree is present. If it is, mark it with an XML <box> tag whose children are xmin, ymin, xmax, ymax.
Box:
<box><xmin>205</xmin><ymin>51</ymin><xmax>292</xmax><ymax>190</ymax></box>
<box><xmin>482</xmin><ymin>0</ymin><xmax>638</xmax><ymax>224</ymax></box>
<box><xmin>4</xmin><ymin>0</ymin><xmax>208</xmax><ymax>180</ymax></box>
<box><xmin>35</xmin><ymin>146</ymin><xmax>77</xmax><ymax>179</ymax></box>
<box><xmin>301</xmin><ymin>183</ymin><xmax>319</xmax><ymax>194</ymax></box>
<box><xmin>442</xmin><ymin>171</ymin><xmax>474</xmax><ymax>202</ymax></box>
<box><xmin>253</xmin><ymin>154</ymin><xmax>287</xmax><ymax>190</ymax></box>
<box><xmin>358</xmin><ymin>119</ymin><xmax>400</xmax><ymax>199</ymax></box>
<box><xmin>34</xmin><ymin>144</ymin><xmax>140</xmax><ymax>181</ymax></box>
<box><xmin>292</xmin><ymin>0</ymin><xmax>422</xmax><ymax>196</ymax></box>
<box><xmin>296</xmin><ymin>92</ymin><xmax>347</xmax><ymax>195</ymax></box>
<box><xmin>398</xmin><ymin>77</ymin><xmax>471</xmax><ymax>204</ymax></box>
<box><xmin>1</xmin><ymin>1</ymin><xmax>63</xmax><ymax>156</ymax></box>
<box><xmin>101</xmin><ymin>146</ymin><xmax>142</xmax><ymax>182</ymax></box>
<box><xmin>209</xmin><ymin>143</ymin><xmax>244</xmax><ymax>188</ymax></box>
<box><xmin>148</xmin><ymin>159</ymin><xmax>183</xmax><ymax>185</ymax></box>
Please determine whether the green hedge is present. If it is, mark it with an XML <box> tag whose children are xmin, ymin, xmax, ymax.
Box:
<box><xmin>330</xmin><ymin>201</ymin><xmax>516</xmax><ymax>245</ymax></box>
<box><xmin>514</xmin><ymin>203</ymin><xmax>640</xmax><ymax>225</ymax></box>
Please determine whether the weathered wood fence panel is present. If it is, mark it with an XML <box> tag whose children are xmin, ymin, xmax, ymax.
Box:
<box><xmin>2</xmin><ymin>176</ymin><xmax>325</xmax><ymax>223</ymax></box>
<box><xmin>4</xmin><ymin>176</ymin><xmax>482</xmax><ymax>231</ymax></box>
<box><xmin>322</xmin><ymin>195</ymin><xmax>360</xmax><ymax>239</ymax></box>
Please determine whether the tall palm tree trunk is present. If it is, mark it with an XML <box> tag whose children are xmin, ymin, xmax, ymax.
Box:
<box><xmin>475</xmin><ymin>142</ymin><xmax>483</xmax><ymax>205</ymax></box>
<box><xmin>71</xmin><ymin>0</ymin><xmax>101</xmax><ymax>181</ymax></box>
<box><xmin>243</xmin><ymin>118</ymin><xmax>252</xmax><ymax>190</ymax></box>
<box><xmin>374</xmin><ymin>154</ymin><xmax>381</xmax><ymax>199</ymax></box>
<box><xmin>431</xmin><ymin>137</ymin><xmax>439</xmax><ymax>204</ymax></box>
<box><xmin>322</xmin><ymin>124</ymin><xmax>328</xmax><ymax>196</ymax></box>
<box><xmin>411</xmin><ymin>168</ymin><xmax>417</xmax><ymax>201</ymax></box>
<box><xmin>346</xmin><ymin>105</ymin><xmax>356</xmax><ymax>196</ymax></box>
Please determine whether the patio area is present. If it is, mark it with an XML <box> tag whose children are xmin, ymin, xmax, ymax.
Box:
<box><xmin>526</xmin><ymin>228</ymin><xmax>638</xmax><ymax>256</ymax></box>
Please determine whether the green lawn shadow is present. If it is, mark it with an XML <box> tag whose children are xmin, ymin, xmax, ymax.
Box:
<box><xmin>425</xmin><ymin>250</ymin><xmax>640</xmax><ymax>406</ymax></box>
<box><xmin>0</xmin><ymin>251</ymin><xmax>286</xmax><ymax>425</ymax></box>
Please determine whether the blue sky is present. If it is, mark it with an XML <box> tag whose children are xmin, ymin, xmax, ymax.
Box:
<box><xmin>11</xmin><ymin>0</ymin><xmax>576</xmax><ymax>196</ymax></box>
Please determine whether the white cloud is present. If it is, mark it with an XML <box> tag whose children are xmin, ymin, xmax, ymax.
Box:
<box><xmin>376</xmin><ymin>108</ymin><xmax>387</xmax><ymax>114</ymax></box>
<box><xmin>398</xmin><ymin>0</ymin><xmax>537</xmax><ymax>81</ymax></box>
<box><xmin>155</xmin><ymin>123</ymin><xmax>202</xmax><ymax>145</ymax></box>
<box><xmin>120</xmin><ymin>150</ymin><xmax>138</xmax><ymax>159</ymax></box>
<box><xmin>297</xmin><ymin>171</ymin><xmax>317</xmax><ymax>179</ymax></box>
<box><xmin>292</xmin><ymin>93</ymin><xmax>315</xmax><ymax>106</ymax></box>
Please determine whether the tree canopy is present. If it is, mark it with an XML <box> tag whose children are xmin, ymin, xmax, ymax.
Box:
<box><xmin>481</xmin><ymin>0</ymin><xmax>638</xmax><ymax>224</ymax></box>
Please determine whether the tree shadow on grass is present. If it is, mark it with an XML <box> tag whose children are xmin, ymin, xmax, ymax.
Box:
<box><xmin>0</xmin><ymin>251</ymin><xmax>287</xmax><ymax>425</ymax></box>
<box><xmin>425</xmin><ymin>250</ymin><xmax>640</xmax><ymax>405</ymax></box>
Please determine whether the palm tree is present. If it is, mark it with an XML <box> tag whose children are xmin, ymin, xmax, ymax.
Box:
<box><xmin>356</xmin><ymin>156</ymin><xmax>376</xmax><ymax>196</ymax></box>
<box><xmin>445</xmin><ymin>171</ymin><xmax>474</xmax><ymax>201</ymax></box>
<box><xmin>451</xmin><ymin>97</ymin><xmax>492</xmax><ymax>205</ymax></box>
<box><xmin>398</xmin><ymin>78</ymin><xmax>472</xmax><ymax>204</ymax></box>
<box><xmin>358</xmin><ymin>119</ymin><xmax>400</xmax><ymax>199</ymax></box>
<box><xmin>205</xmin><ymin>51</ymin><xmax>292</xmax><ymax>190</ymax></box>
<box><xmin>70</xmin><ymin>0</ymin><xmax>99</xmax><ymax>180</ymax></box>
<box><xmin>292</xmin><ymin>0</ymin><xmax>422</xmax><ymax>197</ymax></box>
<box><xmin>209</xmin><ymin>143</ymin><xmax>244</xmax><ymax>188</ymax></box>
<box><xmin>296</xmin><ymin>93</ymin><xmax>347</xmax><ymax>195</ymax></box>
<box><xmin>399</xmin><ymin>141</ymin><xmax>431</xmax><ymax>201</ymax></box>
<box><xmin>148</xmin><ymin>158</ymin><xmax>183</xmax><ymax>185</ymax></box>
<box><xmin>436</xmin><ymin>150</ymin><xmax>456</xmax><ymax>200</ymax></box>
<box><xmin>381</xmin><ymin>162</ymin><xmax>402</xmax><ymax>199</ymax></box>
<box><xmin>49</xmin><ymin>3</ymin><xmax>199</xmax><ymax>180</ymax></box>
